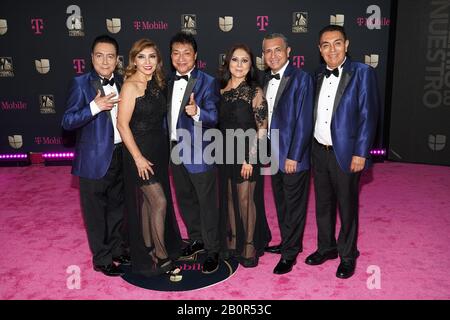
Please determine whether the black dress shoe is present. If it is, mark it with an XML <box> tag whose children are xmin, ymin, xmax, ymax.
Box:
<box><xmin>113</xmin><ymin>254</ymin><xmax>131</xmax><ymax>266</ymax></box>
<box><xmin>273</xmin><ymin>258</ymin><xmax>296</xmax><ymax>275</ymax></box>
<box><xmin>336</xmin><ymin>261</ymin><xmax>356</xmax><ymax>279</ymax></box>
<box><xmin>305</xmin><ymin>251</ymin><xmax>338</xmax><ymax>265</ymax></box>
<box><xmin>264</xmin><ymin>244</ymin><xmax>282</xmax><ymax>254</ymax></box>
<box><xmin>202</xmin><ymin>254</ymin><xmax>219</xmax><ymax>274</ymax></box>
<box><xmin>180</xmin><ymin>240</ymin><xmax>205</xmax><ymax>260</ymax></box>
<box><xmin>93</xmin><ymin>264</ymin><xmax>125</xmax><ymax>277</ymax></box>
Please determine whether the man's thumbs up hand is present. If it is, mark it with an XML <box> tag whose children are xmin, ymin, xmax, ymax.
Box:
<box><xmin>185</xmin><ymin>93</ymin><xmax>198</xmax><ymax>117</ymax></box>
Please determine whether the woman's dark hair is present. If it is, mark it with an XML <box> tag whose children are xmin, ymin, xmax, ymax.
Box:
<box><xmin>218</xmin><ymin>43</ymin><xmax>259</xmax><ymax>89</ymax></box>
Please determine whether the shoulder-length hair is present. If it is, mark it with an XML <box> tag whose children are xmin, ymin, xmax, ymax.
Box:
<box><xmin>218</xmin><ymin>43</ymin><xmax>259</xmax><ymax>89</ymax></box>
<box><xmin>124</xmin><ymin>38</ymin><xmax>165</xmax><ymax>89</ymax></box>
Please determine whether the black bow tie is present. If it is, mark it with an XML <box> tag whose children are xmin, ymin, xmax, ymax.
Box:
<box><xmin>269</xmin><ymin>73</ymin><xmax>281</xmax><ymax>80</ymax></box>
<box><xmin>175</xmin><ymin>74</ymin><xmax>189</xmax><ymax>81</ymax></box>
<box><xmin>324</xmin><ymin>68</ymin><xmax>339</xmax><ymax>78</ymax></box>
<box><xmin>101</xmin><ymin>77</ymin><xmax>115</xmax><ymax>86</ymax></box>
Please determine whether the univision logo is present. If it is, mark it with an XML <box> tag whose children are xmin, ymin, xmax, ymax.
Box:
<box><xmin>330</xmin><ymin>14</ymin><xmax>345</xmax><ymax>26</ymax></box>
<box><xmin>364</xmin><ymin>54</ymin><xmax>379</xmax><ymax>68</ymax></box>
<box><xmin>428</xmin><ymin>134</ymin><xmax>446</xmax><ymax>151</ymax></box>
<box><xmin>8</xmin><ymin>135</ymin><xmax>23</xmax><ymax>149</ymax></box>
<box><xmin>219</xmin><ymin>16</ymin><xmax>233</xmax><ymax>32</ymax></box>
<box><xmin>106</xmin><ymin>18</ymin><xmax>121</xmax><ymax>34</ymax></box>
<box><xmin>0</xmin><ymin>19</ymin><xmax>7</xmax><ymax>35</ymax></box>
<box><xmin>35</xmin><ymin>59</ymin><xmax>50</xmax><ymax>74</ymax></box>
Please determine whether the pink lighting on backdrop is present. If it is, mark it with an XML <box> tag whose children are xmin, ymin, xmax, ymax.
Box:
<box><xmin>0</xmin><ymin>154</ymin><xmax>28</xmax><ymax>160</ymax></box>
<box><xmin>42</xmin><ymin>152</ymin><xmax>74</xmax><ymax>159</ymax></box>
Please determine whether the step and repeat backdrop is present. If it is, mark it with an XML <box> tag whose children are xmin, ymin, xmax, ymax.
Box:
<box><xmin>0</xmin><ymin>0</ymin><xmax>391</xmax><ymax>154</ymax></box>
<box><xmin>389</xmin><ymin>0</ymin><xmax>450</xmax><ymax>166</ymax></box>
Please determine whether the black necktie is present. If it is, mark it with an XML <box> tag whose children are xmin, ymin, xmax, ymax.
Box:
<box><xmin>102</xmin><ymin>77</ymin><xmax>115</xmax><ymax>86</ymax></box>
<box><xmin>269</xmin><ymin>73</ymin><xmax>280</xmax><ymax>80</ymax></box>
<box><xmin>324</xmin><ymin>68</ymin><xmax>339</xmax><ymax>78</ymax></box>
<box><xmin>175</xmin><ymin>74</ymin><xmax>189</xmax><ymax>81</ymax></box>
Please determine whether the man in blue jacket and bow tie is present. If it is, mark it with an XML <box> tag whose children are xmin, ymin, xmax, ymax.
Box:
<box><xmin>262</xmin><ymin>33</ymin><xmax>314</xmax><ymax>275</ymax></box>
<box><xmin>305</xmin><ymin>25</ymin><xmax>380</xmax><ymax>279</ymax></box>
<box><xmin>167</xmin><ymin>32</ymin><xmax>221</xmax><ymax>274</ymax></box>
<box><xmin>62</xmin><ymin>35</ymin><xmax>130</xmax><ymax>277</ymax></box>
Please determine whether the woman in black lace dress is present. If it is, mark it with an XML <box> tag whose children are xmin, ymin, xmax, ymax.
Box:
<box><xmin>117</xmin><ymin>39</ymin><xmax>182</xmax><ymax>279</ymax></box>
<box><xmin>218</xmin><ymin>44</ymin><xmax>272</xmax><ymax>268</ymax></box>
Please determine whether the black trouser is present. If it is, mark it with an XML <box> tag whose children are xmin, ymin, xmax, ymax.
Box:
<box><xmin>79</xmin><ymin>145</ymin><xmax>126</xmax><ymax>266</ymax></box>
<box><xmin>271</xmin><ymin>169</ymin><xmax>310</xmax><ymax>260</ymax></box>
<box><xmin>171</xmin><ymin>162</ymin><xmax>220</xmax><ymax>256</ymax></box>
<box><xmin>312</xmin><ymin>139</ymin><xmax>360</xmax><ymax>262</ymax></box>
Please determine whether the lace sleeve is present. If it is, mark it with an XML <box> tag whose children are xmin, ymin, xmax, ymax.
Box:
<box><xmin>252</xmin><ymin>87</ymin><xmax>268</xmax><ymax>132</ymax></box>
<box><xmin>249</xmin><ymin>87</ymin><xmax>268</xmax><ymax>164</ymax></box>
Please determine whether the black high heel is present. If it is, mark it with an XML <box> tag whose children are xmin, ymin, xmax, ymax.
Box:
<box><xmin>239</xmin><ymin>256</ymin><xmax>259</xmax><ymax>268</ymax></box>
<box><xmin>157</xmin><ymin>257</ymin><xmax>182</xmax><ymax>282</ymax></box>
<box><xmin>239</xmin><ymin>241</ymin><xmax>258</xmax><ymax>268</ymax></box>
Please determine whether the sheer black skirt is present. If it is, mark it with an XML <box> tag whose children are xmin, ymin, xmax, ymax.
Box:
<box><xmin>123</xmin><ymin>130</ymin><xmax>182</xmax><ymax>276</ymax></box>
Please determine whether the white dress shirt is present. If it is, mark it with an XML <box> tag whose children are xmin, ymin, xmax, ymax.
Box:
<box><xmin>314</xmin><ymin>58</ymin><xmax>346</xmax><ymax>146</ymax></box>
<box><xmin>266</xmin><ymin>61</ymin><xmax>289</xmax><ymax>135</ymax></box>
<box><xmin>89</xmin><ymin>76</ymin><xmax>122</xmax><ymax>144</ymax></box>
<box><xmin>170</xmin><ymin>68</ymin><xmax>200</xmax><ymax>141</ymax></box>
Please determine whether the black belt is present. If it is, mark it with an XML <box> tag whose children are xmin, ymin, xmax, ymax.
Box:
<box><xmin>314</xmin><ymin>139</ymin><xmax>333</xmax><ymax>151</ymax></box>
<box><xmin>114</xmin><ymin>142</ymin><xmax>123</xmax><ymax>150</ymax></box>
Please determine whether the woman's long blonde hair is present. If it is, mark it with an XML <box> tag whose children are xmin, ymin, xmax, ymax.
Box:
<box><xmin>124</xmin><ymin>38</ymin><xmax>165</xmax><ymax>89</ymax></box>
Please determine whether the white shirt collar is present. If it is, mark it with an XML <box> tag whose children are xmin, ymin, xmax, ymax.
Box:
<box><xmin>271</xmin><ymin>61</ymin><xmax>289</xmax><ymax>78</ymax></box>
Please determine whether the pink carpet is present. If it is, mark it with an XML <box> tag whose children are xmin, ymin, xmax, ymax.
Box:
<box><xmin>0</xmin><ymin>161</ymin><xmax>449</xmax><ymax>299</ymax></box>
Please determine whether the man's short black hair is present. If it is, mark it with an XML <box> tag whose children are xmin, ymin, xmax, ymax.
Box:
<box><xmin>170</xmin><ymin>32</ymin><xmax>197</xmax><ymax>53</ymax></box>
<box><xmin>91</xmin><ymin>34</ymin><xmax>119</xmax><ymax>55</ymax></box>
<box><xmin>318</xmin><ymin>25</ymin><xmax>347</xmax><ymax>43</ymax></box>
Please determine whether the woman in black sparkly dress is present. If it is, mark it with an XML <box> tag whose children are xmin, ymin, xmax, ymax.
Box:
<box><xmin>218</xmin><ymin>44</ymin><xmax>272</xmax><ymax>268</ymax></box>
<box><xmin>117</xmin><ymin>39</ymin><xmax>182</xmax><ymax>279</ymax></box>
